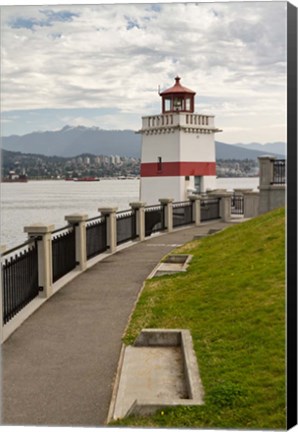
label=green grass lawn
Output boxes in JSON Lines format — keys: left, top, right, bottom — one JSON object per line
{"left": 112, "top": 208, "right": 286, "bottom": 429}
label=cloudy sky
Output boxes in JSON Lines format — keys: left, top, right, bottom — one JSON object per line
{"left": 1, "top": 1, "right": 290, "bottom": 144}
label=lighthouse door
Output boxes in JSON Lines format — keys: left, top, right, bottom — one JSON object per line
{"left": 194, "top": 176, "right": 202, "bottom": 193}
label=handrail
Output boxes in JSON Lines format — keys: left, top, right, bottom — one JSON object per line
{"left": 86, "top": 215, "right": 104, "bottom": 223}
{"left": 116, "top": 209, "right": 134, "bottom": 218}
{"left": 52, "top": 225, "right": 74, "bottom": 236}
{"left": 1, "top": 237, "right": 39, "bottom": 258}
{"left": 144, "top": 204, "right": 163, "bottom": 211}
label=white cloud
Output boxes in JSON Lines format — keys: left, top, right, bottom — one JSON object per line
{"left": 0, "top": 2, "right": 287, "bottom": 143}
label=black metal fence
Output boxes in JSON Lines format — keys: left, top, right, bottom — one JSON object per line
{"left": 86, "top": 216, "right": 108, "bottom": 259}
{"left": 116, "top": 210, "right": 137, "bottom": 245}
{"left": 231, "top": 195, "right": 244, "bottom": 215}
{"left": 1, "top": 197, "right": 232, "bottom": 327}
{"left": 2, "top": 238, "right": 39, "bottom": 324}
{"left": 52, "top": 226, "right": 76, "bottom": 282}
{"left": 271, "top": 160, "right": 286, "bottom": 184}
{"left": 145, "top": 205, "right": 165, "bottom": 237}
{"left": 172, "top": 201, "right": 194, "bottom": 227}
{"left": 200, "top": 198, "right": 220, "bottom": 221}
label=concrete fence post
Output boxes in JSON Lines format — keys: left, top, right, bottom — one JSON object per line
{"left": 130, "top": 202, "right": 146, "bottom": 241}
{"left": 188, "top": 195, "right": 201, "bottom": 226}
{"left": 24, "top": 224, "right": 55, "bottom": 298}
{"left": 216, "top": 193, "right": 232, "bottom": 222}
{"left": 98, "top": 207, "right": 118, "bottom": 253}
{"left": 258, "top": 156, "right": 276, "bottom": 187}
{"left": 159, "top": 198, "right": 174, "bottom": 232}
{"left": 243, "top": 192, "right": 260, "bottom": 218}
{"left": 65, "top": 214, "right": 88, "bottom": 271}
{"left": 258, "top": 156, "right": 286, "bottom": 214}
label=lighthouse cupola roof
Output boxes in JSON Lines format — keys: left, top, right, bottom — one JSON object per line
{"left": 159, "top": 76, "right": 196, "bottom": 114}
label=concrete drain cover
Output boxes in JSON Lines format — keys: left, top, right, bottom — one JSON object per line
{"left": 208, "top": 228, "right": 222, "bottom": 234}
{"left": 148, "top": 254, "right": 193, "bottom": 278}
{"left": 108, "top": 329, "right": 204, "bottom": 420}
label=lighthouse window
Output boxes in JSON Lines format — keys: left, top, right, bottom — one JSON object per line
{"left": 157, "top": 157, "right": 162, "bottom": 172}
{"left": 195, "top": 176, "right": 202, "bottom": 193}
{"left": 173, "top": 97, "right": 183, "bottom": 111}
{"left": 164, "top": 98, "right": 171, "bottom": 111}
{"left": 185, "top": 97, "right": 191, "bottom": 111}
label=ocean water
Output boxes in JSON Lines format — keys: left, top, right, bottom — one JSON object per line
{"left": 1, "top": 177, "right": 259, "bottom": 250}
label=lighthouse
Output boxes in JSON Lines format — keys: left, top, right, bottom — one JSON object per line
{"left": 139, "top": 76, "right": 222, "bottom": 204}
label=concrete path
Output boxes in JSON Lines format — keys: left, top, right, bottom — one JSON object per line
{"left": 1, "top": 220, "right": 233, "bottom": 427}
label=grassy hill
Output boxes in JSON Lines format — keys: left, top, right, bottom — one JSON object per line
{"left": 114, "top": 208, "right": 286, "bottom": 429}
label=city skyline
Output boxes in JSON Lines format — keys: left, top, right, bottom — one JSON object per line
{"left": 1, "top": 1, "right": 289, "bottom": 144}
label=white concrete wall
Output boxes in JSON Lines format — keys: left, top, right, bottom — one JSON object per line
{"left": 141, "top": 129, "right": 215, "bottom": 163}
{"left": 140, "top": 177, "right": 184, "bottom": 204}
{"left": 179, "top": 131, "right": 215, "bottom": 162}
{"left": 141, "top": 132, "right": 180, "bottom": 163}
{"left": 202, "top": 176, "right": 217, "bottom": 191}
{"left": 140, "top": 175, "right": 218, "bottom": 204}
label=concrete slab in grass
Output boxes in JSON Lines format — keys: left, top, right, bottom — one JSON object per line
{"left": 148, "top": 254, "right": 192, "bottom": 278}
{"left": 208, "top": 228, "right": 222, "bottom": 235}
{"left": 109, "top": 329, "right": 204, "bottom": 420}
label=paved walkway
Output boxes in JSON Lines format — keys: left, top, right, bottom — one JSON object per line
{"left": 1, "top": 220, "right": 233, "bottom": 427}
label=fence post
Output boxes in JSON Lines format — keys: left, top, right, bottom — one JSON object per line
{"left": 216, "top": 193, "right": 232, "bottom": 222}
{"left": 258, "top": 156, "right": 285, "bottom": 214}
{"left": 159, "top": 198, "right": 174, "bottom": 232}
{"left": 130, "top": 202, "right": 146, "bottom": 241}
{"left": 243, "top": 191, "right": 260, "bottom": 218}
{"left": 24, "top": 224, "right": 55, "bottom": 298}
{"left": 65, "top": 214, "right": 88, "bottom": 271}
{"left": 98, "top": 207, "right": 118, "bottom": 253}
{"left": 258, "top": 156, "right": 276, "bottom": 187}
{"left": 189, "top": 195, "right": 201, "bottom": 226}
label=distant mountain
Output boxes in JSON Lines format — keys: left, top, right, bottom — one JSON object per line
{"left": 1, "top": 125, "right": 285, "bottom": 160}
{"left": 2, "top": 125, "right": 141, "bottom": 158}
{"left": 215, "top": 141, "right": 284, "bottom": 160}
{"left": 235, "top": 142, "right": 286, "bottom": 156}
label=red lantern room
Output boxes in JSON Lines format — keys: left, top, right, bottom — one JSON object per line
{"left": 159, "top": 76, "right": 196, "bottom": 114}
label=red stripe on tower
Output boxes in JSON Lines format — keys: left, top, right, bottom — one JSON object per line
{"left": 140, "top": 161, "right": 216, "bottom": 177}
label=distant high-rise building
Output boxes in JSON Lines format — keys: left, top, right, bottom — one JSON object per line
{"left": 115, "top": 155, "right": 121, "bottom": 164}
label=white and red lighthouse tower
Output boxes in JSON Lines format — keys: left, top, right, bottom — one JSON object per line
{"left": 139, "top": 76, "right": 222, "bottom": 204}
